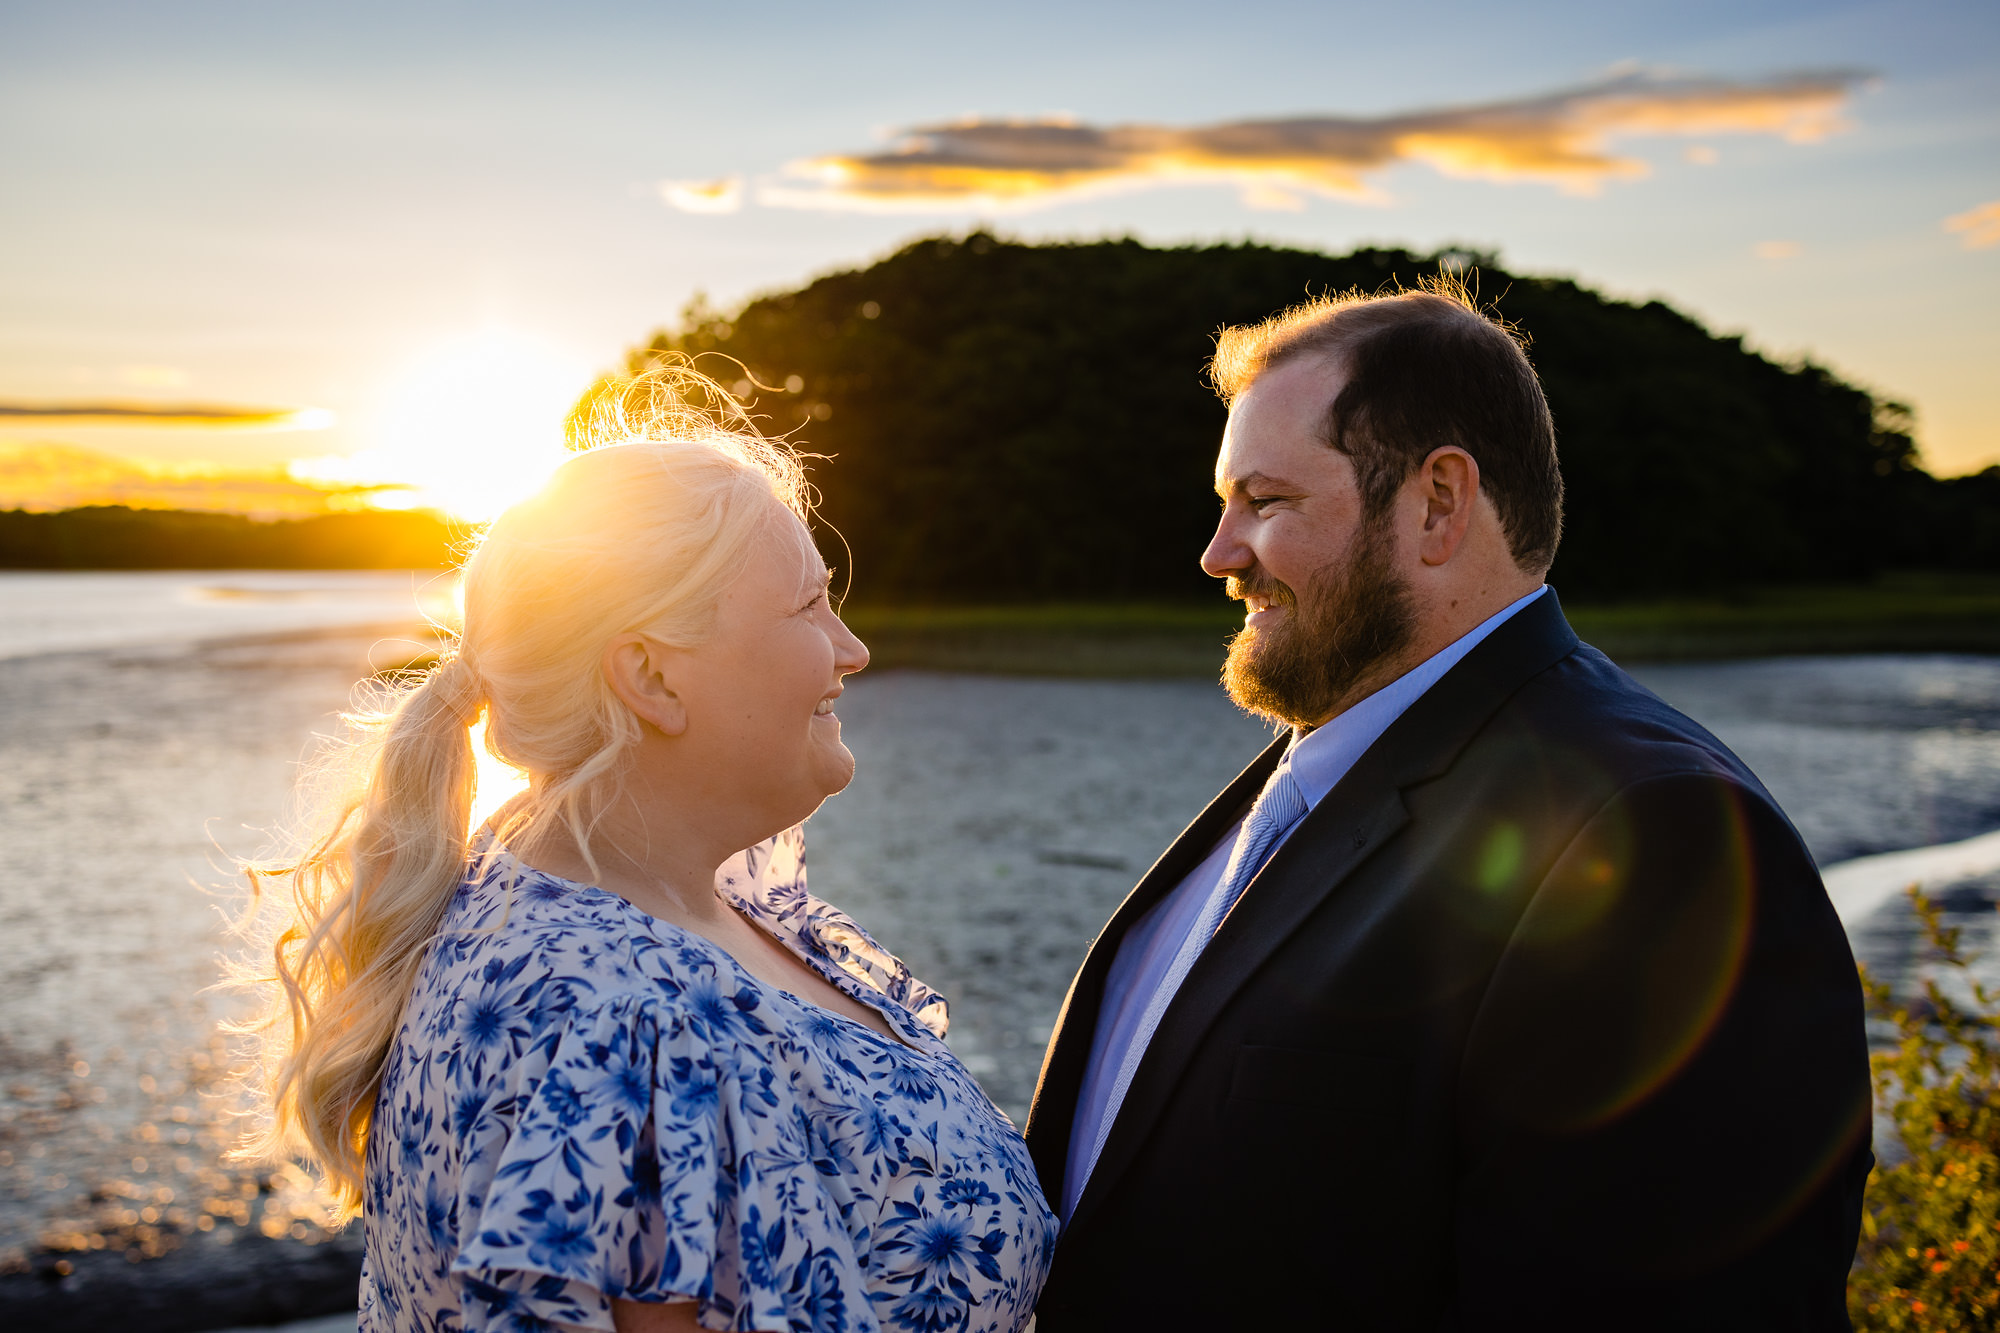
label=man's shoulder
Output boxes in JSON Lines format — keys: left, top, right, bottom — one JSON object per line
{"left": 1498, "top": 639, "right": 1763, "bottom": 797}
{"left": 1445, "top": 640, "right": 1822, "bottom": 913}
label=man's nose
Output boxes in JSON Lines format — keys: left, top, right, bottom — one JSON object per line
{"left": 1200, "top": 512, "right": 1251, "bottom": 580}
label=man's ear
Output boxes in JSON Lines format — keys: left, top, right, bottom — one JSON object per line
{"left": 1415, "top": 446, "right": 1481, "bottom": 568}
{"left": 602, "top": 634, "right": 690, "bottom": 736}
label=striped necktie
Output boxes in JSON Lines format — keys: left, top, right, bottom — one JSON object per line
{"left": 1182, "top": 759, "right": 1309, "bottom": 953}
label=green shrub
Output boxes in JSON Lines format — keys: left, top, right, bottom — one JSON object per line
{"left": 1851, "top": 889, "right": 2000, "bottom": 1330}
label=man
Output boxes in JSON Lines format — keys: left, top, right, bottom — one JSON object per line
{"left": 1024, "top": 287, "right": 1872, "bottom": 1329}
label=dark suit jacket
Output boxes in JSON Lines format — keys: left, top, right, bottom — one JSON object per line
{"left": 1024, "top": 592, "right": 1871, "bottom": 1331}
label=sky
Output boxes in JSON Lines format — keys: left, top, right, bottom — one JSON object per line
{"left": 1, "top": 0, "right": 1995, "bottom": 519}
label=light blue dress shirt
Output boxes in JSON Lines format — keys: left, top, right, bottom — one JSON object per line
{"left": 1061, "top": 585, "right": 1548, "bottom": 1222}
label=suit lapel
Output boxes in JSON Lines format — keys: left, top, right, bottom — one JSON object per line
{"left": 1024, "top": 731, "right": 1290, "bottom": 1198}
{"left": 1060, "top": 590, "right": 1583, "bottom": 1237}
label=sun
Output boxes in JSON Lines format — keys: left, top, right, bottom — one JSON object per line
{"left": 467, "top": 719, "right": 531, "bottom": 833}
{"left": 299, "top": 327, "right": 595, "bottom": 522}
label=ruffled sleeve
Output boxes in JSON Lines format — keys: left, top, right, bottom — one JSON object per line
{"left": 722, "top": 825, "right": 951, "bottom": 1040}
{"left": 451, "top": 993, "right": 878, "bottom": 1333}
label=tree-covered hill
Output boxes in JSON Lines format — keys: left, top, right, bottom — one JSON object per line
{"left": 611, "top": 234, "right": 1999, "bottom": 602}
{"left": 0, "top": 506, "right": 457, "bottom": 569}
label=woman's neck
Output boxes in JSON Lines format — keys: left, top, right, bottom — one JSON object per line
{"left": 510, "top": 780, "right": 735, "bottom": 925}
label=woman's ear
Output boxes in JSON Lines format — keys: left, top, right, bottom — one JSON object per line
{"left": 602, "top": 634, "right": 690, "bottom": 736}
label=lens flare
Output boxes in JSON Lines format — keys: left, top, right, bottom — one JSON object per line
{"left": 1476, "top": 780, "right": 1758, "bottom": 1135}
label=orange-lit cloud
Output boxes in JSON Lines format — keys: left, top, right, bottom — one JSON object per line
{"left": 1945, "top": 200, "right": 2000, "bottom": 250}
{"left": 0, "top": 442, "right": 390, "bottom": 518}
{"left": 732, "top": 69, "right": 1866, "bottom": 213}
{"left": 1754, "top": 239, "right": 1802, "bottom": 259}
{"left": 658, "top": 176, "right": 745, "bottom": 214}
{"left": 0, "top": 400, "right": 334, "bottom": 430}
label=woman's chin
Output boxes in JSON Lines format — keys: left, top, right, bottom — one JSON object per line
{"left": 790, "top": 736, "right": 856, "bottom": 806}
{"left": 818, "top": 746, "right": 858, "bottom": 797}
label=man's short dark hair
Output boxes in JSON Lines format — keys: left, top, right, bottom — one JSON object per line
{"left": 1210, "top": 284, "right": 1564, "bottom": 575}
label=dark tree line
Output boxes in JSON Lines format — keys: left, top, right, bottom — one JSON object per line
{"left": 0, "top": 506, "right": 458, "bottom": 569}
{"left": 612, "top": 233, "right": 2000, "bottom": 602}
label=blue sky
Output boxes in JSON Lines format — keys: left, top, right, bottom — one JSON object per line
{"left": 1, "top": 0, "right": 1994, "bottom": 509}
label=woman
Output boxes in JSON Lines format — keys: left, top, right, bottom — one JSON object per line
{"left": 241, "top": 377, "right": 1056, "bottom": 1332}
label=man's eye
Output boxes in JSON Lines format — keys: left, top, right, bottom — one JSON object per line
{"left": 1247, "top": 495, "right": 1281, "bottom": 509}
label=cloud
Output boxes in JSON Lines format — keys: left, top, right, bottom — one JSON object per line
{"left": 0, "top": 442, "right": 383, "bottom": 519}
{"left": 749, "top": 68, "right": 1867, "bottom": 213}
{"left": 1755, "top": 239, "right": 1802, "bottom": 259}
{"left": 1945, "top": 200, "right": 2000, "bottom": 250}
{"left": 658, "top": 176, "right": 744, "bottom": 214}
{"left": 118, "top": 365, "right": 190, "bottom": 389}
{"left": 0, "top": 401, "right": 334, "bottom": 431}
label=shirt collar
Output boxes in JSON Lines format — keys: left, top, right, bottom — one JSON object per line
{"left": 1286, "top": 585, "right": 1548, "bottom": 810}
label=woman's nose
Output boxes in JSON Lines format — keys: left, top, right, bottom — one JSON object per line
{"left": 834, "top": 616, "right": 870, "bottom": 675}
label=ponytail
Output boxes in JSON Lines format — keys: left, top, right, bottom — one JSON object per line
{"left": 235, "top": 656, "right": 483, "bottom": 1215}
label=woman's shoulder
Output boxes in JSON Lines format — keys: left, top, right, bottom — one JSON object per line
{"left": 409, "top": 855, "right": 661, "bottom": 1042}
{"left": 422, "top": 849, "right": 804, "bottom": 1048}
{"left": 431, "top": 851, "right": 636, "bottom": 971}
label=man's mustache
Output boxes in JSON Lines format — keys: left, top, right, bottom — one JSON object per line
{"left": 1225, "top": 571, "right": 1297, "bottom": 606}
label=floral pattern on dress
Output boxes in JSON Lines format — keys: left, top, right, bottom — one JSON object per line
{"left": 359, "top": 825, "right": 1055, "bottom": 1333}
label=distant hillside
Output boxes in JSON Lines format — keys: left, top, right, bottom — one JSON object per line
{"left": 0, "top": 506, "right": 457, "bottom": 570}
{"left": 606, "top": 234, "right": 2000, "bottom": 601}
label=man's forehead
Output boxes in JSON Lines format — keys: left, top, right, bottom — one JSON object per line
{"left": 1214, "top": 399, "right": 1325, "bottom": 491}
{"left": 1220, "top": 358, "right": 1340, "bottom": 457}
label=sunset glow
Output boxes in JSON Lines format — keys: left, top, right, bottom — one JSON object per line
{"left": 468, "top": 718, "right": 531, "bottom": 832}
{"left": 296, "top": 328, "right": 594, "bottom": 523}
{"left": 5, "top": 4, "right": 1995, "bottom": 478}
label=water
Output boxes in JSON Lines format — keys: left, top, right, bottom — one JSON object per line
{"left": 0, "top": 571, "right": 457, "bottom": 662}
{"left": 2, "top": 572, "right": 1998, "bottom": 1281}
{"left": 1629, "top": 656, "right": 2000, "bottom": 866}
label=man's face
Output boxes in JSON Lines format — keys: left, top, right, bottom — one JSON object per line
{"left": 1201, "top": 354, "right": 1415, "bottom": 728}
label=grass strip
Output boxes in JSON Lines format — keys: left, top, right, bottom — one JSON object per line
{"left": 839, "top": 574, "right": 2000, "bottom": 677}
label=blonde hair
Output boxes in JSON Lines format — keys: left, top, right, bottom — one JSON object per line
{"left": 235, "top": 363, "right": 811, "bottom": 1215}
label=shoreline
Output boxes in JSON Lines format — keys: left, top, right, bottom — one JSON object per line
{"left": 0, "top": 1222, "right": 362, "bottom": 1333}
{"left": 841, "top": 578, "right": 2000, "bottom": 676}
{"left": 3, "top": 569, "right": 1996, "bottom": 678}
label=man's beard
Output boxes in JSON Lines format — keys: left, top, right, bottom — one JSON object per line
{"left": 1221, "top": 518, "right": 1416, "bottom": 729}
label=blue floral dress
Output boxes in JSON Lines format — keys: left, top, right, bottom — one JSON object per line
{"left": 359, "top": 826, "right": 1056, "bottom": 1333}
